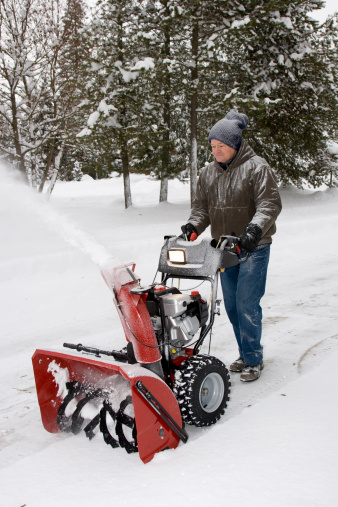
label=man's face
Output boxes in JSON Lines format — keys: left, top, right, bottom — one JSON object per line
{"left": 210, "top": 140, "right": 237, "bottom": 164}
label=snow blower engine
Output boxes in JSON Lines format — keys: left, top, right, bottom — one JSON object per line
{"left": 32, "top": 235, "right": 247, "bottom": 463}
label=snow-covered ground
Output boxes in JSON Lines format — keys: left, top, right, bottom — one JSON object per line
{"left": 1, "top": 165, "right": 338, "bottom": 507}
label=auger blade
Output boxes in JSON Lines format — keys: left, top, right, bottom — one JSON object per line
{"left": 32, "top": 348, "right": 185, "bottom": 463}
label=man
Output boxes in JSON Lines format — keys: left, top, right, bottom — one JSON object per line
{"left": 181, "top": 110, "right": 282, "bottom": 382}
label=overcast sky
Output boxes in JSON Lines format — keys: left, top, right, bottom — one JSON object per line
{"left": 311, "top": 0, "right": 337, "bottom": 22}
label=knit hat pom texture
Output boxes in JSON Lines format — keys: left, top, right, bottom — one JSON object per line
{"left": 208, "top": 110, "right": 249, "bottom": 150}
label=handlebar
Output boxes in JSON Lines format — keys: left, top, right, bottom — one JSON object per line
{"left": 217, "top": 236, "right": 249, "bottom": 264}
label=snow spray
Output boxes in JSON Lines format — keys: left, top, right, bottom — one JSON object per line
{"left": 0, "top": 163, "right": 121, "bottom": 270}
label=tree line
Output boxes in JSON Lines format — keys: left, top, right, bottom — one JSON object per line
{"left": 1, "top": 0, "right": 337, "bottom": 206}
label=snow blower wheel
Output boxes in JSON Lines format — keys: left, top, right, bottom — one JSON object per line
{"left": 173, "top": 355, "right": 231, "bottom": 427}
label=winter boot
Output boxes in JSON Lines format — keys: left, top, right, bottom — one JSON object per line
{"left": 240, "top": 362, "right": 264, "bottom": 382}
{"left": 229, "top": 357, "right": 245, "bottom": 372}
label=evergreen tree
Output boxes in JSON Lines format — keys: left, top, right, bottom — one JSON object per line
{"left": 168, "top": 0, "right": 248, "bottom": 201}
{"left": 81, "top": 0, "right": 160, "bottom": 207}
{"left": 1, "top": 0, "right": 336, "bottom": 195}
{"left": 132, "top": 0, "right": 189, "bottom": 201}
{"left": 71, "top": 160, "right": 83, "bottom": 180}
{"left": 219, "top": 0, "right": 338, "bottom": 187}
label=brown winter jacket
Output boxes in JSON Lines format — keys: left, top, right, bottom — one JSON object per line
{"left": 188, "top": 140, "right": 282, "bottom": 244}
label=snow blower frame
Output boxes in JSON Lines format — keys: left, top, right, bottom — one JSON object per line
{"left": 32, "top": 235, "right": 247, "bottom": 463}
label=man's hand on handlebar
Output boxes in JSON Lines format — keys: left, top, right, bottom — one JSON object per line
{"left": 239, "top": 223, "right": 262, "bottom": 253}
{"left": 180, "top": 223, "right": 198, "bottom": 241}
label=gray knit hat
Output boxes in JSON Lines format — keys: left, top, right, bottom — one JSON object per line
{"left": 208, "top": 110, "right": 249, "bottom": 150}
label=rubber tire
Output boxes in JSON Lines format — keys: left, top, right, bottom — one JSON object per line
{"left": 173, "top": 354, "right": 231, "bottom": 427}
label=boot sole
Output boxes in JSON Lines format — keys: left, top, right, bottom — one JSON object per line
{"left": 230, "top": 366, "right": 245, "bottom": 373}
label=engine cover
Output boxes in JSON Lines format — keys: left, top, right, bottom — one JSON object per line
{"left": 161, "top": 293, "right": 190, "bottom": 317}
{"left": 159, "top": 292, "right": 208, "bottom": 348}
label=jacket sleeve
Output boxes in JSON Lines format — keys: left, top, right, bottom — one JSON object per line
{"left": 251, "top": 163, "right": 282, "bottom": 236}
{"left": 187, "top": 169, "right": 211, "bottom": 235}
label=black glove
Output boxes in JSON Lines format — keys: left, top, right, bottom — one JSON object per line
{"left": 239, "top": 223, "right": 262, "bottom": 252}
{"left": 180, "top": 223, "right": 198, "bottom": 241}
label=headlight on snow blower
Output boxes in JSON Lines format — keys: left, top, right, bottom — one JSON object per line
{"left": 168, "top": 249, "right": 186, "bottom": 264}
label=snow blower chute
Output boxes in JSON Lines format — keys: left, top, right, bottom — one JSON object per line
{"left": 32, "top": 235, "right": 247, "bottom": 463}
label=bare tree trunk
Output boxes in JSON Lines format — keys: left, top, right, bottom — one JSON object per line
{"left": 159, "top": 177, "right": 168, "bottom": 202}
{"left": 121, "top": 137, "right": 132, "bottom": 208}
{"left": 160, "top": 107, "right": 170, "bottom": 203}
{"left": 190, "top": 21, "right": 199, "bottom": 204}
{"left": 190, "top": 132, "right": 198, "bottom": 202}
{"left": 38, "top": 143, "right": 56, "bottom": 193}
{"left": 10, "top": 90, "right": 29, "bottom": 184}
{"left": 160, "top": 93, "right": 170, "bottom": 202}
{"left": 160, "top": 112, "right": 170, "bottom": 202}
{"left": 46, "top": 141, "right": 65, "bottom": 200}
{"left": 159, "top": 3, "right": 171, "bottom": 203}
{"left": 123, "top": 171, "right": 132, "bottom": 208}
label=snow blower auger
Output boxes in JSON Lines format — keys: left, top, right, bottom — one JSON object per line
{"left": 32, "top": 235, "right": 247, "bottom": 463}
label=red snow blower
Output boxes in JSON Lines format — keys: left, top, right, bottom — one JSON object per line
{"left": 32, "top": 235, "right": 247, "bottom": 463}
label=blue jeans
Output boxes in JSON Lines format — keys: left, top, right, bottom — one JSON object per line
{"left": 220, "top": 244, "right": 271, "bottom": 366}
